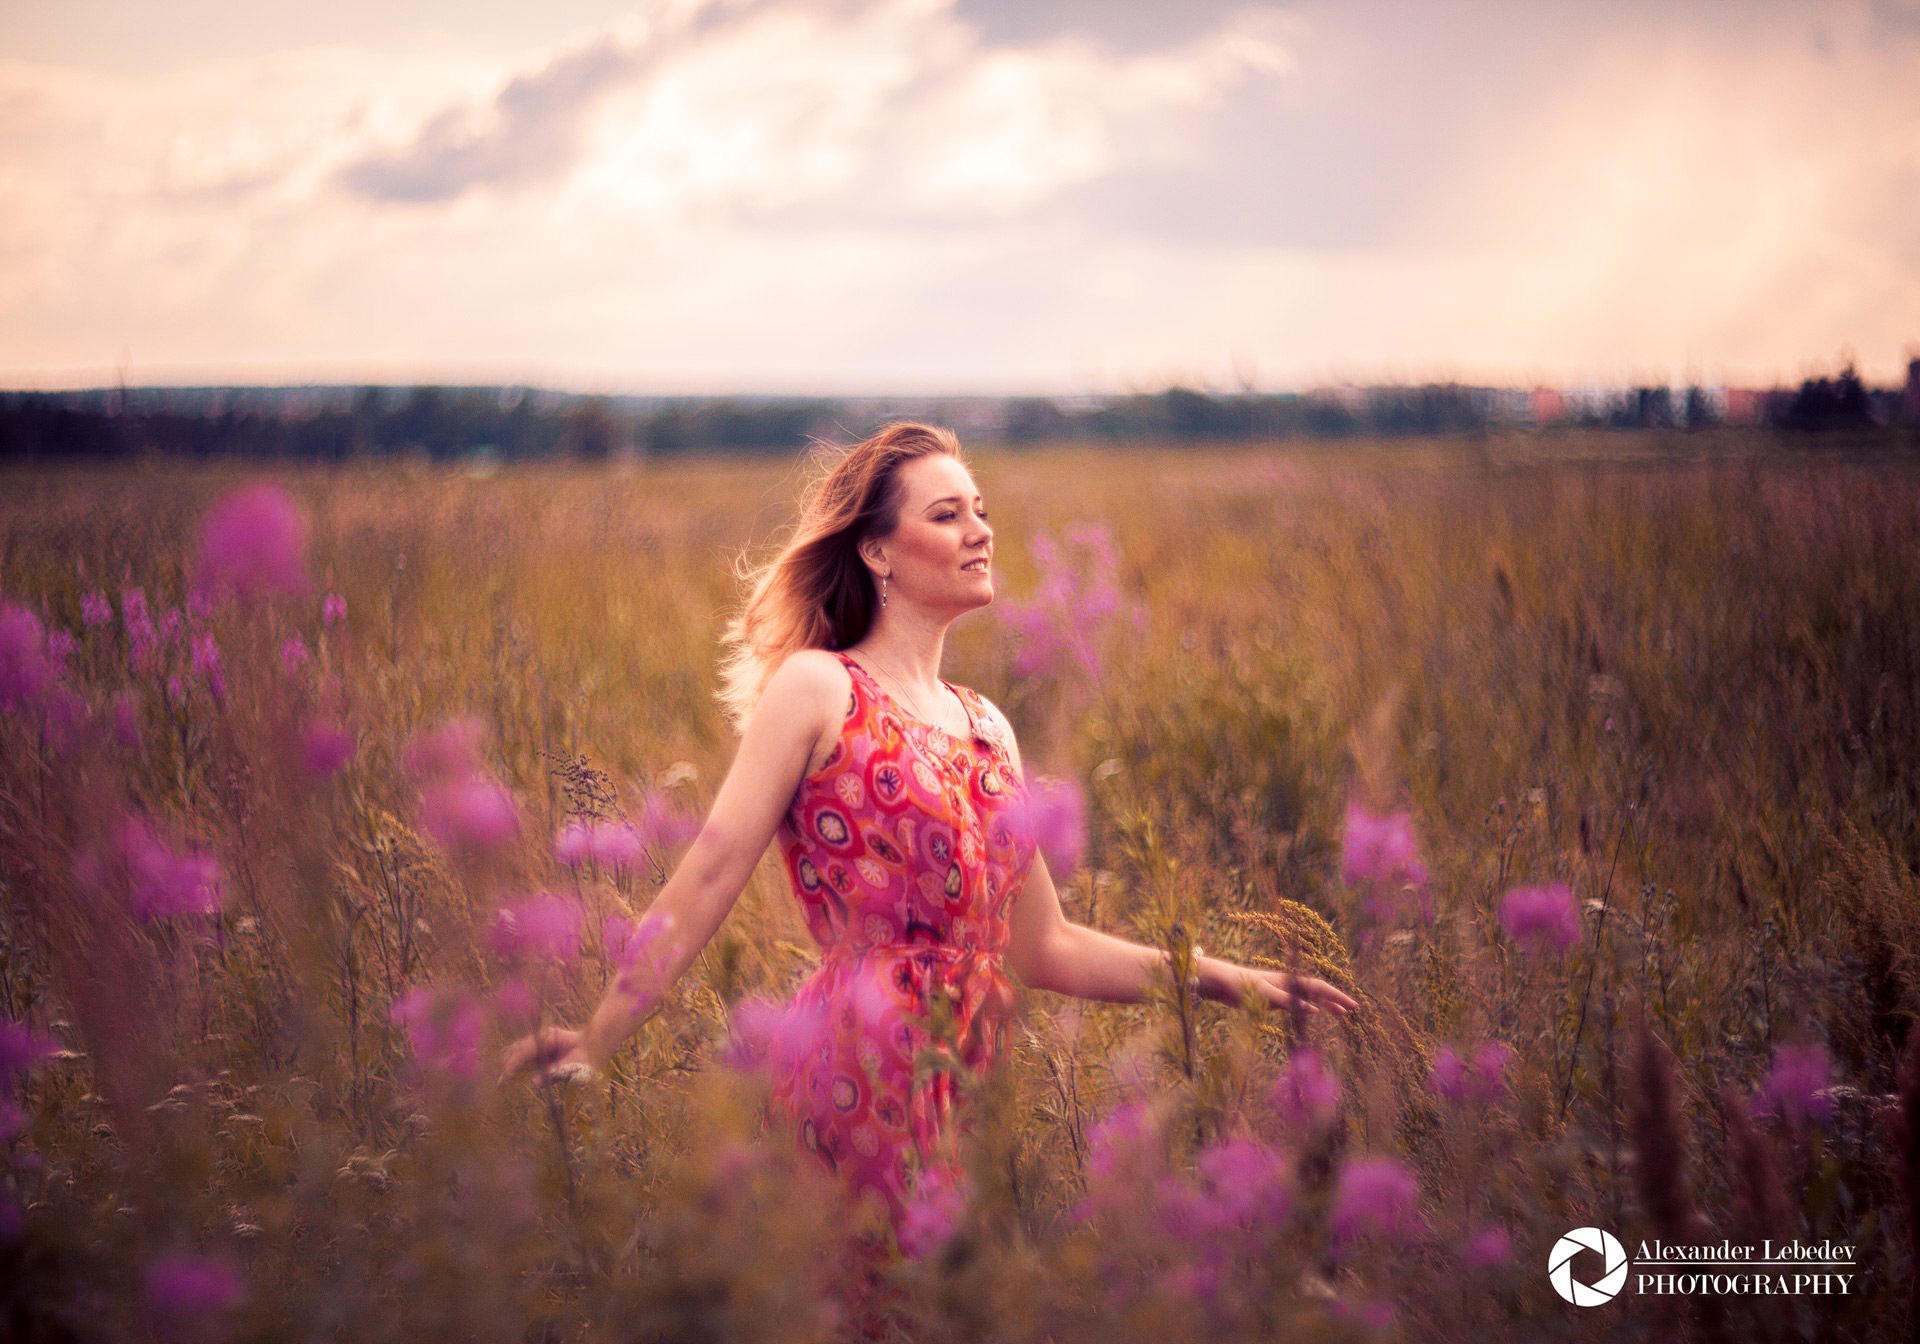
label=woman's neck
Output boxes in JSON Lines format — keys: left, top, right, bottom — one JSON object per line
{"left": 850, "top": 608, "right": 949, "bottom": 694}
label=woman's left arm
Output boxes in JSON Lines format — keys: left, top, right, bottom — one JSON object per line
{"left": 1005, "top": 844, "right": 1356, "bottom": 1015}
{"left": 985, "top": 699, "right": 1357, "bottom": 1017}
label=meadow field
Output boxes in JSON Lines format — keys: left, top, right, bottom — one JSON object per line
{"left": 1, "top": 432, "right": 1917, "bottom": 1341}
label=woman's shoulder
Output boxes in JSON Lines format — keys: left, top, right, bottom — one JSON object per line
{"left": 761, "top": 647, "right": 855, "bottom": 719}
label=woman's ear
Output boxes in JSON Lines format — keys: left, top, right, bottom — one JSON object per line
{"left": 858, "top": 538, "right": 887, "bottom": 576}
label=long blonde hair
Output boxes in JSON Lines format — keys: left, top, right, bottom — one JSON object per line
{"left": 717, "top": 421, "right": 963, "bottom": 730}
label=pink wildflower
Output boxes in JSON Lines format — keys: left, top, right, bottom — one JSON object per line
{"left": 1271, "top": 1046, "right": 1340, "bottom": 1133}
{"left": 997, "top": 525, "right": 1127, "bottom": 682}
{"left": 403, "top": 718, "right": 486, "bottom": 780}
{"left": 81, "top": 591, "right": 112, "bottom": 627}
{"left": 491, "top": 893, "right": 584, "bottom": 963}
{"left": 420, "top": 776, "right": 518, "bottom": 856}
{"left": 1499, "top": 882, "right": 1581, "bottom": 954}
{"left": 280, "top": 635, "right": 310, "bottom": 673}
{"left": 189, "top": 633, "right": 225, "bottom": 700}
{"left": 898, "top": 1164, "right": 968, "bottom": 1259}
{"left": 111, "top": 691, "right": 141, "bottom": 749}
{"left": 299, "top": 719, "right": 353, "bottom": 776}
{"left": 1752, "top": 1042, "right": 1833, "bottom": 1130}
{"left": 604, "top": 912, "right": 673, "bottom": 972}
{"left": 1462, "top": 1223, "right": 1512, "bottom": 1269}
{"left": 726, "top": 994, "right": 827, "bottom": 1078}
{"left": 1329, "top": 1298, "right": 1396, "bottom": 1330}
{"left": 0, "top": 1019, "right": 58, "bottom": 1087}
{"left": 1012, "top": 773, "right": 1086, "bottom": 877}
{"left": 638, "top": 791, "right": 700, "bottom": 851}
{"left": 194, "top": 482, "right": 310, "bottom": 600}
{"left": 492, "top": 977, "right": 536, "bottom": 1022}
{"left": 553, "top": 817, "right": 663, "bottom": 870}
{"left": 1329, "top": 1156, "right": 1422, "bottom": 1244}
{"left": 1192, "top": 1136, "right": 1291, "bottom": 1229}
{"left": 554, "top": 818, "right": 593, "bottom": 867}
{"left": 1076, "top": 1101, "right": 1165, "bottom": 1220}
{"left": 1341, "top": 801, "right": 1433, "bottom": 924}
{"left": 1429, "top": 1039, "right": 1514, "bottom": 1105}
{"left": 41, "top": 687, "right": 87, "bottom": 755}
{"left": 145, "top": 1253, "right": 243, "bottom": 1315}
{"left": 391, "top": 985, "right": 487, "bottom": 1079}
{"left": 115, "top": 815, "right": 223, "bottom": 920}
{"left": 0, "top": 602, "right": 55, "bottom": 712}
{"left": 125, "top": 588, "right": 158, "bottom": 668}
{"left": 588, "top": 821, "right": 645, "bottom": 869}
{"left": 322, "top": 592, "right": 347, "bottom": 627}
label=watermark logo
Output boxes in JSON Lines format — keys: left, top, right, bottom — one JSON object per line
{"left": 1547, "top": 1232, "right": 1856, "bottom": 1305}
{"left": 1549, "top": 1227, "right": 1629, "bottom": 1306}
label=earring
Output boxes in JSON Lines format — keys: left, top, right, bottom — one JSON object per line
{"left": 881, "top": 573, "right": 889, "bottom": 608}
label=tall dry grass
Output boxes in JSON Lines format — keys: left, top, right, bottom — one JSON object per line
{"left": 1, "top": 435, "right": 1915, "bottom": 1341}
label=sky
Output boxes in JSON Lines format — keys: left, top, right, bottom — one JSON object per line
{"left": 3, "top": 0, "right": 1917, "bottom": 394}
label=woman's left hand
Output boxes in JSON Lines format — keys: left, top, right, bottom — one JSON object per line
{"left": 1203, "top": 961, "right": 1360, "bottom": 1017}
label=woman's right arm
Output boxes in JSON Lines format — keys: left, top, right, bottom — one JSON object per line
{"left": 503, "top": 650, "right": 846, "bottom": 1079}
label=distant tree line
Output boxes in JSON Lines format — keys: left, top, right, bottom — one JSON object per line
{"left": 2, "top": 364, "right": 1913, "bottom": 462}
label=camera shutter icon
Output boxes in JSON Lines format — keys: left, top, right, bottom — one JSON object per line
{"left": 1549, "top": 1227, "right": 1629, "bottom": 1306}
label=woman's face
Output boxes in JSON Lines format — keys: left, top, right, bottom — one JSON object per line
{"left": 869, "top": 453, "right": 994, "bottom": 616}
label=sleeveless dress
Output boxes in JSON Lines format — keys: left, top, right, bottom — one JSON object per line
{"left": 770, "top": 651, "right": 1036, "bottom": 1237}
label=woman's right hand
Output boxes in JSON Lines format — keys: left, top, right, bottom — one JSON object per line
{"left": 499, "top": 1026, "right": 598, "bottom": 1085}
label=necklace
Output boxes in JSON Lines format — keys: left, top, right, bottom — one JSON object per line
{"left": 860, "top": 653, "right": 956, "bottom": 732}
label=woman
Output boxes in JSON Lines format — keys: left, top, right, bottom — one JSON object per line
{"left": 503, "top": 421, "right": 1357, "bottom": 1240}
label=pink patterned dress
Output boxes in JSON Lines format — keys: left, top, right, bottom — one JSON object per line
{"left": 771, "top": 651, "right": 1036, "bottom": 1235}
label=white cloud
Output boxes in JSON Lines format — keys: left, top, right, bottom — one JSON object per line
{"left": 1, "top": 0, "right": 1915, "bottom": 391}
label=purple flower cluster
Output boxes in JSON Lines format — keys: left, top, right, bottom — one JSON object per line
{"left": 405, "top": 718, "right": 518, "bottom": 857}
{"left": 996, "top": 523, "right": 1142, "bottom": 683}
{"left": 390, "top": 985, "right": 488, "bottom": 1079}
{"left": 0, "top": 602, "right": 58, "bottom": 712}
{"left": 193, "top": 482, "right": 310, "bottom": 602}
{"left": 726, "top": 994, "right": 829, "bottom": 1080}
{"left": 638, "top": 791, "right": 701, "bottom": 851}
{"left": 1010, "top": 772, "right": 1086, "bottom": 877}
{"left": 1498, "top": 882, "right": 1581, "bottom": 955}
{"left": 145, "top": 1253, "right": 244, "bottom": 1315}
{"left": 87, "top": 585, "right": 229, "bottom": 710}
{"left": 1428, "top": 1040, "right": 1515, "bottom": 1105}
{"left": 78, "top": 813, "right": 225, "bottom": 921}
{"left": 299, "top": 718, "right": 354, "bottom": 776}
{"left": 1270, "top": 1046, "right": 1340, "bottom": 1134}
{"left": 897, "top": 1164, "right": 969, "bottom": 1260}
{"left": 1188, "top": 1137, "right": 1293, "bottom": 1230}
{"left": 602, "top": 911, "right": 674, "bottom": 974}
{"left": 1340, "top": 801, "right": 1433, "bottom": 925}
{"left": 1462, "top": 1223, "right": 1513, "bottom": 1269}
{"left": 0, "top": 1019, "right": 57, "bottom": 1091}
{"left": 491, "top": 893, "right": 585, "bottom": 964}
{"left": 555, "top": 796, "right": 698, "bottom": 872}
{"left": 1329, "top": 1156, "right": 1423, "bottom": 1245}
{"left": 1751, "top": 1042, "right": 1833, "bottom": 1130}
{"left": 1075, "top": 1101, "right": 1166, "bottom": 1221}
